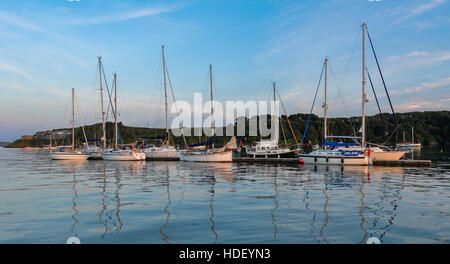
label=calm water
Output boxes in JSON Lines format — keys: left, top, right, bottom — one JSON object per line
{"left": 0, "top": 148, "right": 449, "bottom": 244}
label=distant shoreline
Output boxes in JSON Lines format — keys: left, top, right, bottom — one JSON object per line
{"left": 4, "top": 110, "right": 449, "bottom": 148}
{"left": 0, "top": 142, "right": 11, "bottom": 147}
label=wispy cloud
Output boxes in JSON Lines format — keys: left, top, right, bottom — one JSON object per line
{"left": 0, "top": 10, "right": 41, "bottom": 32}
{"left": 394, "top": 0, "right": 447, "bottom": 23}
{"left": 395, "top": 98, "right": 450, "bottom": 111}
{"left": 412, "top": 0, "right": 446, "bottom": 15}
{"left": 384, "top": 50, "right": 450, "bottom": 73}
{"left": 0, "top": 61, "right": 31, "bottom": 79}
{"left": 71, "top": 4, "right": 185, "bottom": 25}
{"left": 402, "top": 76, "right": 450, "bottom": 94}
{"left": 0, "top": 81, "right": 32, "bottom": 93}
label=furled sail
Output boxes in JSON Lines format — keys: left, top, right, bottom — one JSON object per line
{"left": 324, "top": 139, "right": 357, "bottom": 147}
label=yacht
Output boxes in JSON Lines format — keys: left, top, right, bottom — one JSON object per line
{"left": 101, "top": 73, "right": 145, "bottom": 161}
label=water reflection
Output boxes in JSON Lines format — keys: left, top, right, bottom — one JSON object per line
{"left": 99, "top": 166, "right": 124, "bottom": 239}
{"left": 160, "top": 164, "right": 171, "bottom": 244}
{"left": 70, "top": 163, "right": 79, "bottom": 235}
{"left": 0, "top": 148, "right": 448, "bottom": 243}
{"left": 209, "top": 168, "right": 218, "bottom": 244}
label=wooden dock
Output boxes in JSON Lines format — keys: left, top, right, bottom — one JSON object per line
{"left": 372, "top": 159, "right": 432, "bottom": 167}
{"left": 232, "top": 157, "right": 432, "bottom": 167}
{"left": 233, "top": 157, "right": 301, "bottom": 164}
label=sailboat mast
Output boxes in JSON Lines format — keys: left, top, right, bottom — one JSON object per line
{"left": 273, "top": 81, "right": 280, "bottom": 147}
{"left": 210, "top": 64, "right": 214, "bottom": 150}
{"left": 72, "top": 88, "right": 75, "bottom": 150}
{"left": 162, "top": 45, "right": 169, "bottom": 145}
{"left": 361, "top": 23, "right": 367, "bottom": 148}
{"left": 114, "top": 73, "right": 118, "bottom": 150}
{"left": 412, "top": 126, "right": 414, "bottom": 144}
{"left": 324, "top": 58, "right": 328, "bottom": 144}
{"left": 98, "top": 56, "right": 106, "bottom": 149}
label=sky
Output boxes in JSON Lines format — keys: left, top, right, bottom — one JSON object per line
{"left": 0, "top": 0, "right": 449, "bottom": 141}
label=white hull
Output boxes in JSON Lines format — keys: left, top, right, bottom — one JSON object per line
{"left": 50, "top": 152, "right": 89, "bottom": 160}
{"left": 397, "top": 143, "right": 421, "bottom": 152}
{"left": 371, "top": 151, "right": 406, "bottom": 161}
{"left": 298, "top": 153, "right": 369, "bottom": 165}
{"left": 88, "top": 151, "right": 103, "bottom": 159}
{"left": 102, "top": 150, "right": 146, "bottom": 161}
{"left": 336, "top": 146, "right": 406, "bottom": 161}
{"left": 180, "top": 149, "right": 233, "bottom": 162}
{"left": 145, "top": 148, "right": 179, "bottom": 160}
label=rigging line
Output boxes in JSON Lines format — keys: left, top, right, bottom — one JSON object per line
{"left": 300, "top": 61, "right": 325, "bottom": 150}
{"left": 59, "top": 94, "right": 71, "bottom": 131}
{"left": 166, "top": 63, "right": 187, "bottom": 147}
{"left": 366, "top": 67, "right": 382, "bottom": 115}
{"left": 145, "top": 55, "right": 163, "bottom": 128}
{"left": 328, "top": 62, "right": 358, "bottom": 138}
{"left": 338, "top": 26, "right": 362, "bottom": 90}
{"left": 366, "top": 66, "right": 393, "bottom": 143}
{"left": 382, "top": 126, "right": 399, "bottom": 146}
{"left": 366, "top": 27, "right": 399, "bottom": 129}
{"left": 280, "top": 117, "right": 288, "bottom": 147}
{"left": 276, "top": 87, "right": 300, "bottom": 147}
{"left": 74, "top": 92, "right": 89, "bottom": 145}
{"left": 101, "top": 61, "right": 116, "bottom": 123}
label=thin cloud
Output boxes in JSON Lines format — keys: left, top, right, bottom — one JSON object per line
{"left": 394, "top": 0, "right": 447, "bottom": 23}
{"left": 0, "top": 62, "right": 31, "bottom": 79}
{"left": 402, "top": 76, "right": 450, "bottom": 94}
{"left": 0, "top": 81, "right": 32, "bottom": 93}
{"left": 384, "top": 50, "right": 450, "bottom": 73}
{"left": 412, "top": 0, "right": 446, "bottom": 15}
{"left": 0, "top": 10, "right": 41, "bottom": 32}
{"left": 71, "top": 4, "right": 185, "bottom": 25}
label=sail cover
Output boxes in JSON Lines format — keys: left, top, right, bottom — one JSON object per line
{"left": 324, "top": 139, "right": 357, "bottom": 147}
{"left": 190, "top": 136, "right": 214, "bottom": 147}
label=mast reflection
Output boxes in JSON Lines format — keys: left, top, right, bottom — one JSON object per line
{"left": 71, "top": 163, "right": 79, "bottom": 235}
{"left": 160, "top": 164, "right": 171, "bottom": 244}
{"left": 99, "top": 165, "right": 124, "bottom": 239}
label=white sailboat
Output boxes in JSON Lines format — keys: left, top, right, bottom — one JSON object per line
{"left": 247, "top": 82, "right": 296, "bottom": 158}
{"left": 84, "top": 57, "right": 109, "bottom": 159}
{"left": 50, "top": 88, "right": 90, "bottom": 160}
{"left": 102, "top": 73, "right": 146, "bottom": 161}
{"left": 298, "top": 30, "right": 370, "bottom": 166}
{"left": 397, "top": 127, "right": 421, "bottom": 152}
{"left": 332, "top": 25, "right": 407, "bottom": 161}
{"left": 179, "top": 65, "right": 234, "bottom": 162}
{"left": 144, "top": 46, "right": 179, "bottom": 160}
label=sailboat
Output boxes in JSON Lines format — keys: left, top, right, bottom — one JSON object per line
{"left": 298, "top": 35, "right": 370, "bottom": 165}
{"left": 397, "top": 126, "right": 421, "bottom": 152}
{"left": 50, "top": 88, "right": 90, "bottom": 160}
{"left": 247, "top": 82, "right": 296, "bottom": 158}
{"left": 144, "top": 46, "right": 179, "bottom": 160}
{"left": 83, "top": 56, "right": 110, "bottom": 159}
{"left": 179, "top": 65, "right": 235, "bottom": 162}
{"left": 332, "top": 25, "right": 407, "bottom": 161}
{"left": 102, "top": 73, "right": 146, "bottom": 161}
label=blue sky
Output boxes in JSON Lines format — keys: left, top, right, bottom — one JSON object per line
{"left": 0, "top": 0, "right": 449, "bottom": 141}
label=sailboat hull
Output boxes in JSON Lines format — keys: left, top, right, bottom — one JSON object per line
{"left": 50, "top": 152, "right": 89, "bottom": 160}
{"left": 335, "top": 146, "right": 406, "bottom": 161}
{"left": 102, "top": 151, "right": 146, "bottom": 161}
{"left": 246, "top": 148, "right": 296, "bottom": 158}
{"left": 371, "top": 151, "right": 406, "bottom": 161}
{"left": 180, "top": 149, "right": 233, "bottom": 162}
{"left": 145, "top": 149, "right": 179, "bottom": 160}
